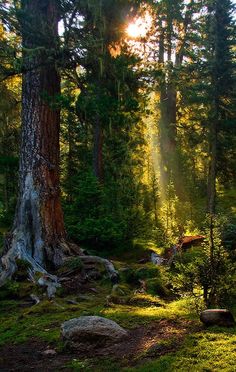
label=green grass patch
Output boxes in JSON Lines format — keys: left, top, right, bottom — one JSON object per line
{"left": 66, "top": 357, "right": 121, "bottom": 371}
{"left": 0, "top": 285, "right": 111, "bottom": 347}
{"left": 125, "top": 327, "right": 236, "bottom": 372}
{"left": 101, "top": 298, "right": 198, "bottom": 328}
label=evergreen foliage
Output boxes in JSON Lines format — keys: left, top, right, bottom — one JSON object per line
{"left": 0, "top": 0, "right": 235, "bottom": 299}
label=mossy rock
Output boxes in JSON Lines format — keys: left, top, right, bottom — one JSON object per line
{"left": 119, "top": 267, "right": 137, "bottom": 284}
{"left": 120, "top": 265, "right": 160, "bottom": 285}
{"left": 128, "top": 293, "right": 163, "bottom": 307}
{"left": 146, "top": 278, "right": 169, "bottom": 298}
{"left": 135, "top": 265, "right": 160, "bottom": 280}
{"left": 111, "top": 284, "right": 131, "bottom": 296}
{"left": 107, "top": 294, "right": 131, "bottom": 305}
{"left": 17, "top": 282, "right": 35, "bottom": 299}
{"left": 107, "top": 284, "right": 132, "bottom": 305}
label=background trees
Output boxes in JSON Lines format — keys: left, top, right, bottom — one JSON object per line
{"left": 0, "top": 0, "right": 235, "bottom": 256}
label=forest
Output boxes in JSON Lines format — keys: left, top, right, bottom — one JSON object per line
{"left": 0, "top": 0, "right": 235, "bottom": 370}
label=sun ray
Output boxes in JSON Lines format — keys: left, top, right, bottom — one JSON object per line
{"left": 126, "top": 13, "right": 152, "bottom": 38}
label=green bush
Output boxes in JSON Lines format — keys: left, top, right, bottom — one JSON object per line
{"left": 170, "top": 220, "right": 236, "bottom": 307}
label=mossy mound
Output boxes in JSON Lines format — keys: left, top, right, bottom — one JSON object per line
{"left": 0, "top": 280, "right": 34, "bottom": 300}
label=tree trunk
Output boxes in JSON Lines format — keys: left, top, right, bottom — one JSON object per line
{"left": 207, "top": 120, "right": 217, "bottom": 214}
{"left": 93, "top": 117, "right": 103, "bottom": 183}
{"left": 0, "top": 0, "right": 68, "bottom": 283}
{"left": 158, "top": 2, "right": 195, "bottom": 197}
{"left": 158, "top": 24, "right": 178, "bottom": 193}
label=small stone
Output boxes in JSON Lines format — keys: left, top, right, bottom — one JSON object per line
{"left": 41, "top": 349, "right": 57, "bottom": 356}
{"left": 200, "top": 309, "right": 235, "bottom": 327}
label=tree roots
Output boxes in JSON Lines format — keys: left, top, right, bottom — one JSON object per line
{"left": 0, "top": 239, "right": 119, "bottom": 297}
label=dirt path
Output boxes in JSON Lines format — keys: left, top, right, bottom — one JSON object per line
{"left": 0, "top": 319, "right": 199, "bottom": 371}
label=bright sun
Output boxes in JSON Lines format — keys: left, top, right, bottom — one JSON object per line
{"left": 126, "top": 13, "right": 152, "bottom": 38}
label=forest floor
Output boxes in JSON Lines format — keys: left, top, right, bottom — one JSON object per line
{"left": 1, "top": 249, "right": 236, "bottom": 371}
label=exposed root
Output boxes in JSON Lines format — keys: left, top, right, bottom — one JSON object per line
{"left": 0, "top": 247, "right": 61, "bottom": 298}
{"left": 37, "top": 274, "right": 61, "bottom": 298}
{"left": 30, "top": 294, "right": 41, "bottom": 305}
{"left": 79, "top": 255, "right": 119, "bottom": 283}
{"left": 0, "top": 236, "right": 119, "bottom": 298}
{"left": 0, "top": 232, "right": 68, "bottom": 296}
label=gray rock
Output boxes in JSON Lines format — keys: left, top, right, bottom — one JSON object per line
{"left": 200, "top": 309, "right": 235, "bottom": 327}
{"left": 61, "top": 316, "right": 128, "bottom": 344}
{"left": 41, "top": 349, "right": 57, "bottom": 357}
{"left": 151, "top": 252, "right": 165, "bottom": 265}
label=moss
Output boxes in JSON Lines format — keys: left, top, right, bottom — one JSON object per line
{"left": 0, "top": 288, "right": 197, "bottom": 349}
{"left": 0, "top": 280, "right": 37, "bottom": 300}
{"left": 110, "top": 239, "right": 161, "bottom": 263}
{"left": 125, "top": 327, "right": 236, "bottom": 372}
{"left": 0, "top": 280, "right": 22, "bottom": 300}
{"left": 0, "top": 281, "right": 115, "bottom": 347}
{"left": 66, "top": 357, "right": 121, "bottom": 371}
{"left": 101, "top": 298, "right": 196, "bottom": 329}
{"left": 146, "top": 278, "right": 169, "bottom": 297}
{"left": 128, "top": 293, "right": 164, "bottom": 307}
{"left": 120, "top": 264, "right": 161, "bottom": 286}
{"left": 58, "top": 257, "right": 84, "bottom": 274}
{"left": 2, "top": 259, "right": 236, "bottom": 372}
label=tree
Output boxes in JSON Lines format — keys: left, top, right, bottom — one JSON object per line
{"left": 60, "top": 0, "right": 155, "bottom": 248}
{"left": 154, "top": 0, "right": 199, "bottom": 196}
{"left": 0, "top": 0, "right": 68, "bottom": 284}
{"left": 206, "top": 0, "right": 235, "bottom": 214}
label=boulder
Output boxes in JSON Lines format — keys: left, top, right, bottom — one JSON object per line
{"left": 200, "top": 309, "right": 235, "bottom": 327}
{"left": 61, "top": 316, "right": 128, "bottom": 344}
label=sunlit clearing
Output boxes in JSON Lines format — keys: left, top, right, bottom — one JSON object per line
{"left": 126, "top": 13, "right": 152, "bottom": 38}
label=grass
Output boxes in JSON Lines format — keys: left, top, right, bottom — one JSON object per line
{"left": 125, "top": 327, "right": 236, "bottom": 372}
{"left": 66, "top": 357, "right": 121, "bottom": 371}
{"left": 0, "top": 292, "right": 194, "bottom": 347}
{"left": 1, "top": 253, "right": 236, "bottom": 371}
{"left": 101, "top": 298, "right": 197, "bottom": 328}
{"left": 0, "top": 285, "right": 111, "bottom": 347}
{"left": 1, "top": 286, "right": 236, "bottom": 372}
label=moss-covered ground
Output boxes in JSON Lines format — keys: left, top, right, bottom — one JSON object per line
{"left": 0, "top": 250, "right": 236, "bottom": 371}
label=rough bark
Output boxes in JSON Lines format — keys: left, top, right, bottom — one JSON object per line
{"left": 0, "top": 0, "right": 68, "bottom": 285}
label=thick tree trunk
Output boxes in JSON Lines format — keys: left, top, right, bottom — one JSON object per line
{"left": 0, "top": 0, "right": 68, "bottom": 283}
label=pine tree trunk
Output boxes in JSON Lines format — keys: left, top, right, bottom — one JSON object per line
{"left": 93, "top": 117, "right": 103, "bottom": 183}
{"left": 0, "top": 0, "right": 67, "bottom": 282}
{"left": 158, "top": 25, "right": 178, "bottom": 193}
{"left": 207, "top": 120, "right": 217, "bottom": 214}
